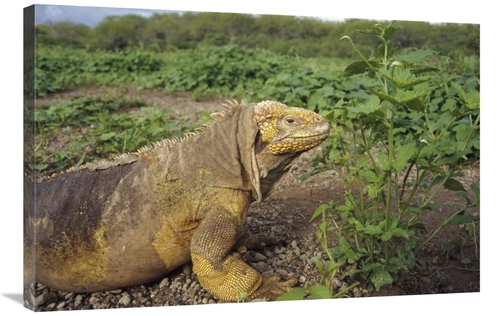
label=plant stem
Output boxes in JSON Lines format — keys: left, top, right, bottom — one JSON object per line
{"left": 332, "top": 281, "right": 361, "bottom": 298}
{"left": 416, "top": 205, "right": 467, "bottom": 252}
{"left": 383, "top": 107, "right": 395, "bottom": 265}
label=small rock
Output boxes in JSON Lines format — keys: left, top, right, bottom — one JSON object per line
{"left": 333, "top": 278, "right": 342, "bottom": 288}
{"left": 159, "top": 278, "right": 170, "bottom": 288}
{"left": 232, "top": 252, "right": 242, "bottom": 259}
{"left": 275, "top": 247, "right": 286, "bottom": 254}
{"left": 35, "top": 292, "right": 49, "bottom": 307}
{"left": 299, "top": 276, "right": 307, "bottom": 283}
{"left": 89, "top": 296, "right": 99, "bottom": 305}
{"left": 119, "top": 295, "right": 131, "bottom": 306}
{"left": 57, "top": 301, "right": 66, "bottom": 310}
{"left": 352, "top": 287, "right": 361, "bottom": 297}
{"left": 291, "top": 240, "right": 298, "bottom": 249}
{"left": 187, "top": 288, "right": 196, "bottom": 299}
{"left": 37, "top": 283, "right": 47, "bottom": 291}
{"left": 262, "top": 271, "right": 274, "bottom": 278}
{"left": 276, "top": 269, "right": 289, "bottom": 278}
{"left": 252, "top": 252, "right": 268, "bottom": 262}
{"left": 109, "top": 289, "right": 123, "bottom": 294}
{"left": 300, "top": 254, "right": 309, "bottom": 262}
{"left": 182, "top": 264, "right": 192, "bottom": 276}
{"left": 254, "top": 261, "right": 268, "bottom": 273}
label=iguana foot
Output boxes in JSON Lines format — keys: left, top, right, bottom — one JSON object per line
{"left": 249, "top": 276, "right": 298, "bottom": 301}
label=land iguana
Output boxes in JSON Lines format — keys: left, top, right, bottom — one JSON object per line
{"left": 24, "top": 100, "right": 331, "bottom": 302}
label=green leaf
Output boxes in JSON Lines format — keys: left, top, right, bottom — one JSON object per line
{"left": 387, "top": 257, "right": 408, "bottom": 272}
{"left": 377, "top": 67, "right": 429, "bottom": 89}
{"left": 453, "top": 123, "right": 473, "bottom": 141}
{"left": 452, "top": 82, "right": 480, "bottom": 109}
{"left": 449, "top": 215, "right": 477, "bottom": 225}
{"left": 471, "top": 184, "right": 480, "bottom": 206}
{"left": 363, "top": 225, "right": 383, "bottom": 235}
{"left": 308, "top": 285, "right": 332, "bottom": 299}
{"left": 381, "top": 228, "right": 409, "bottom": 241}
{"left": 35, "top": 163, "right": 49, "bottom": 171}
{"left": 370, "top": 269, "right": 393, "bottom": 291}
{"left": 377, "top": 151, "right": 390, "bottom": 170}
{"left": 343, "top": 60, "right": 380, "bottom": 77}
{"left": 394, "top": 142, "right": 417, "bottom": 172}
{"left": 392, "top": 227, "right": 411, "bottom": 239}
{"left": 367, "top": 90, "right": 399, "bottom": 104}
{"left": 100, "top": 132, "right": 116, "bottom": 141}
{"left": 394, "top": 50, "right": 441, "bottom": 64}
{"left": 405, "top": 98, "right": 426, "bottom": 112}
{"left": 310, "top": 203, "right": 331, "bottom": 222}
{"left": 277, "top": 287, "right": 306, "bottom": 301}
{"left": 362, "top": 263, "right": 382, "bottom": 273}
{"left": 444, "top": 178, "right": 466, "bottom": 192}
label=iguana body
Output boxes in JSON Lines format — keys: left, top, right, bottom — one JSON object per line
{"left": 24, "top": 100, "right": 330, "bottom": 302}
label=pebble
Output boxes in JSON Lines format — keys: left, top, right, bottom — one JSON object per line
{"left": 254, "top": 261, "right": 268, "bottom": 273}
{"left": 35, "top": 291, "right": 49, "bottom": 307}
{"left": 182, "top": 264, "right": 192, "bottom": 276}
{"left": 159, "top": 278, "right": 170, "bottom": 288}
{"left": 352, "top": 287, "right": 361, "bottom": 297}
{"left": 276, "top": 269, "right": 289, "bottom": 278}
{"left": 333, "top": 278, "right": 342, "bottom": 288}
{"left": 74, "top": 295, "right": 83, "bottom": 308}
{"left": 252, "top": 252, "right": 268, "bottom": 262}
{"left": 119, "top": 295, "right": 131, "bottom": 306}
{"left": 232, "top": 252, "right": 242, "bottom": 259}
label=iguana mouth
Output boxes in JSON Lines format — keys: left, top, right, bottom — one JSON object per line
{"left": 278, "top": 123, "right": 331, "bottom": 142}
{"left": 268, "top": 126, "right": 331, "bottom": 155}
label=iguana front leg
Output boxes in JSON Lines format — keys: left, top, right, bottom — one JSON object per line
{"left": 191, "top": 210, "right": 296, "bottom": 302}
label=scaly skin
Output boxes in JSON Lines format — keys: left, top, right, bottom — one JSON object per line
{"left": 23, "top": 100, "right": 330, "bottom": 304}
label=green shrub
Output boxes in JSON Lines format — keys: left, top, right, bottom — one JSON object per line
{"left": 302, "top": 22, "right": 479, "bottom": 294}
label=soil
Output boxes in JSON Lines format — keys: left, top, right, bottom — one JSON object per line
{"left": 28, "top": 86, "right": 480, "bottom": 311}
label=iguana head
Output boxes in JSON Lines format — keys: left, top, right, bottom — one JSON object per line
{"left": 253, "top": 100, "right": 331, "bottom": 155}
{"left": 250, "top": 100, "right": 331, "bottom": 200}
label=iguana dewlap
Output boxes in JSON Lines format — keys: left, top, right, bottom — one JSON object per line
{"left": 24, "top": 100, "right": 330, "bottom": 302}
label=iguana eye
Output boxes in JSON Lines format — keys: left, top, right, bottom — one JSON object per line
{"left": 284, "top": 116, "right": 297, "bottom": 125}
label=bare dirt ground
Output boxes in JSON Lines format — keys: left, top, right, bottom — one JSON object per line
{"left": 29, "top": 87, "right": 480, "bottom": 311}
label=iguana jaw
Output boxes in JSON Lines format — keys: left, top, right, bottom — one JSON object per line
{"left": 266, "top": 123, "right": 330, "bottom": 155}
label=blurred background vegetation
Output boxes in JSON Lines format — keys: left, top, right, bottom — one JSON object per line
{"left": 35, "top": 12, "right": 479, "bottom": 59}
